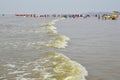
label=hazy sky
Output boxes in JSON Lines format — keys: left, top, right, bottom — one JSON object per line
{"left": 0, "top": 0, "right": 120, "bottom": 14}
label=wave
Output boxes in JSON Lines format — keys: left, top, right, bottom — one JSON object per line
{"left": 0, "top": 18, "right": 88, "bottom": 80}
{"left": 45, "top": 35, "right": 70, "bottom": 48}
{"left": 42, "top": 18, "right": 88, "bottom": 79}
{"left": 43, "top": 25, "right": 57, "bottom": 34}
{"left": 45, "top": 18, "right": 65, "bottom": 26}
{"left": 6, "top": 52, "right": 87, "bottom": 80}
{"left": 42, "top": 18, "right": 88, "bottom": 80}
{"left": 42, "top": 18, "right": 70, "bottom": 48}
{"left": 40, "top": 18, "right": 66, "bottom": 34}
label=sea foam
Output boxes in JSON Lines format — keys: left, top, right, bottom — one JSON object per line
{"left": 45, "top": 35, "right": 70, "bottom": 48}
{"left": 13, "top": 52, "right": 88, "bottom": 80}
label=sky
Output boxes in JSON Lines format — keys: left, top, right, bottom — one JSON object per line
{"left": 0, "top": 0, "right": 120, "bottom": 14}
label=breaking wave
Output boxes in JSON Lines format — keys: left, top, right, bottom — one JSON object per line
{"left": 5, "top": 52, "right": 87, "bottom": 80}
{"left": 0, "top": 18, "right": 88, "bottom": 80}
{"left": 45, "top": 35, "right": 70, "bottom": 48}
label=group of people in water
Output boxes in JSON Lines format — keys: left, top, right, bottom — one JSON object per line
{"left": 78, "top": 14, "right": 119, "bottom": 20}
{"left": 1, "top": 13, "right": 119, "bottom": 20}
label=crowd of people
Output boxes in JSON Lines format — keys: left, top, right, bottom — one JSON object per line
{"left": 1, "top": 13, "right": 119, "bottom": 20}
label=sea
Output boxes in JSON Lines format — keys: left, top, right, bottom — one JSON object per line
{"left": 0, "top": 14, "right": 120, "bottom": 80}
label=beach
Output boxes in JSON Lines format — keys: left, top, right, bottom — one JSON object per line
{"left": 0, "top": 15, "right": 120, "bottom": 80}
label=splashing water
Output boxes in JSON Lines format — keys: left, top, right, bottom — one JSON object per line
{"left": 0, "top": 17, "right": 88, "bottom": 80}
{"left": 45, "top": 35, "right": 70, "bottom": 48}
{"left": 5, "top": 52, "right": 88, "bottom": 80}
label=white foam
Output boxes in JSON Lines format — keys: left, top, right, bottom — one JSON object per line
{"left": 46, "top": 19, "right": 59, "bottom": 26}
{"left": 55, "top": 35, "right": 70, "bottom": 41}
{"left": 46, "top": 40, "right": 67, "bottom": 48}
{"left": 8, "top": 70, "right": 25, "bottom": 74}
{"left": 42, "top": 24, "right": 58, "bottom": 34}
{"left": 16, "top": 77, "right": 35, "bottom": 80}
{"left": 6, "top": 52, "right": 88, "bottom": 80}
{"left": 4, "top": 64, "right": 16, "bottom": 68}
{"left": 45, "top": 35, "right": 70, "bottom": 48}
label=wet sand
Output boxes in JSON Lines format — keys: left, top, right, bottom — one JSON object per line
{"left": 56, "top": 18, "right": 120, "bottom": 80}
